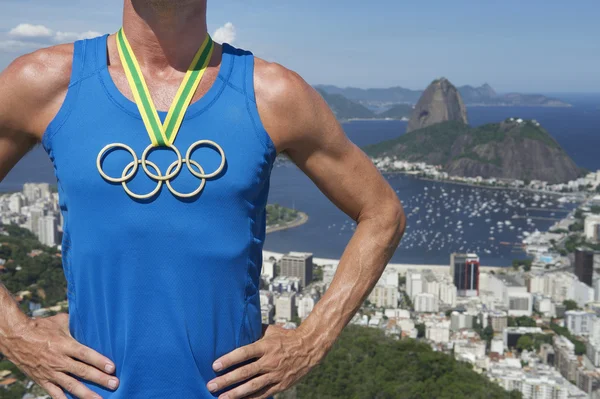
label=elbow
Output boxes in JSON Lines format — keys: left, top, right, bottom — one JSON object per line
{"left": 388, "top": 198, "right": 407, "bottom": 245}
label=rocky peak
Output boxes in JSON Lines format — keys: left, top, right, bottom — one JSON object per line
{"left": 406, "top": 77, "right": 468, "bottom": 133}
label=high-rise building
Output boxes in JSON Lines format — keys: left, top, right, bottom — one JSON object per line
{"left": 280, "top": 252, "right": 313, "bottom": 288}
{"left": 450, "top": 253, "right": 480, "bottom": 296}
{"left": 23, "top": 183, "right": 51, "bottom": 204}
{"left": 29, "top": 208, "right": 44, "bottom": 236}
{"left": 575, "top": 249, "right": 594, "bottom": 287}
{"left": 275, "top": 291, "right": 296, "bottom": 321}
{"left": 38, "top": 215, "right": 57, "bottom": 247}
{"left": 585, "top": 215, "right": 600, "bottom": 243}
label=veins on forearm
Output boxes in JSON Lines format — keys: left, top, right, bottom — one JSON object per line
{"left": 297, "top": 210, "right": 402, "bottom": 360}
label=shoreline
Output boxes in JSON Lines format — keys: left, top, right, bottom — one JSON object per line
{"left": 262, "top": 249, "right": 508, "bottom": 274}
{"left": 266, "top": 211, "right": 309, "bottom": 234}
{"left": 381, "top": 170, "right": 584, "bottom": 196}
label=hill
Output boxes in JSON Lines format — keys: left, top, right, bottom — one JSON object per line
{"left": 379, "top": 104, "right": 413, "bottom": 119}
{"left": 283, "top": 325, "right": 521, "bottom": 399}
{"left": 315, "top": 83, "right": 571, "bottom": 108}
{"left": 315, "top": 84, "right": 422, "bottom": 105}
{"left": 407, "top": 78, "right": 468, "bottom": 132}
{"left": 316, "top": 88, "right": 375, "bottom": 120}
{"left": 364, "top": 119, "right": 581, "bottom": 184}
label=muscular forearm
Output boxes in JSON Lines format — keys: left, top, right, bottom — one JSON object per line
{"left": 0, "top": 284, "right": 30, "bottom": 345}
{"left": 296, "top": 202, "right": 405, "bottom": 363}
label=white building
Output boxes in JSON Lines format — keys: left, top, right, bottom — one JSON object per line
{"left": 414, "top": 292, "right": 439, "bottom": 313}
{"left": 585, "top": 215, "right": 600, "bottom": 243}
{"left": 508, "top": 292, "right": 533, "bottom": 317}
{"left": 8, "top": 193, "right": 23, "bottom": 213}
{"left": 38, "top": 215, "right": 57, "bottom": 247}
{"left": 565, "top": 311, "right": 595, "bottom": 336}
{"left": 275, "top": 291, "right": 296, "bottom": 321}
{"left": 425, "top": 320, "right": 450, "bottom": 343}
{"left": 261, "top": 260, "right": 276, "bottom": 280}
{"left": 296, "top": 295, "right": 316, "bottom": 319}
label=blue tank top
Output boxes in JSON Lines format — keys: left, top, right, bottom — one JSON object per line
{"left": 41, "top": 34, "right": 277, "bottom": 398}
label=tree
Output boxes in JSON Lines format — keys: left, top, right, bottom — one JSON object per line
{"left": 563, "top": 300, "right": 579, "bottom": 311}
{"left": 517, "top": 335, "right": 534, "bottom": 352}
{"left": 482, "top": 325, "right": 495, "bottom": 343}
{"left": 416, "top": 323, "right": 426, "bottom": 338}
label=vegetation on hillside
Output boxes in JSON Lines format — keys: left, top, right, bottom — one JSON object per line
{"left": 266, "top": 204, "right": 299, "bottom": 226}
{"left": 0, "top": 225, "right": 66, "bottom": 308}
{"left": 288, "top": 325, "right": 521, "bottom": 399}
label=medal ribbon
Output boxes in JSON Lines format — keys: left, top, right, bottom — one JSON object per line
{"left": 116, "top": 28, "right": 214, "bottom": 146}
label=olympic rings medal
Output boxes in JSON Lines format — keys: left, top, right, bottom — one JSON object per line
{"left": 97, "top": 143, "right": 139, "bottom": 183}
{"left": 185, "top": 140, "right": 226, "bottom": 179}
{"left": 141, "top": 143, "right": 183, "bottom": 181}
{"left": 165, "top": 159, "right": 207, "bottom": 198}
{"left": 121, "top": 159, "right": 163, "bottom": 200}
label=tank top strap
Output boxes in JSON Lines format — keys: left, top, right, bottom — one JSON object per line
{"left": 41, "top": 36, "right": 96, "bottom": 150}
{"left": 221, "top": 43, "right": 252, "bottom": 92}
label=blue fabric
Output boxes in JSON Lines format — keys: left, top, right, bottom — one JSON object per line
{"left": 42, "top": 34, "right": 276, "bottom": 398}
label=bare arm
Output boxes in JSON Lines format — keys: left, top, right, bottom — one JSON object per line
{"left": 255, "top": 59, "right": 406, "bottom": 359}
{"left": 0, "top": 46, "right": 121, "bottom": 399}
{"left": 206, "top": 58, "right": 406, "bottom": 399}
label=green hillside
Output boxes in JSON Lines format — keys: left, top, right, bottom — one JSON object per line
{"left": 289, "top": 325, "right": 521, "bottom": 399}
{"left": 363, "top": 119, "right": 580, "bottom": 183}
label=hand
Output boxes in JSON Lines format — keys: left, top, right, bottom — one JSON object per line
{"left": 1, "top": 313, "right": 119, "bottom": 399}
{"left": 206, "top": 324, "right": 320, "bottom": 399}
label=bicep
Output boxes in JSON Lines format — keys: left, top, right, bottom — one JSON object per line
{"left": 0, "top": 53, "right": 50, "bottom": 182}
{"left": 284, "top": 91, "right": 397, "bottom": 222}
{"left": 0, "top": 129, "right": 37, "bottom": 182}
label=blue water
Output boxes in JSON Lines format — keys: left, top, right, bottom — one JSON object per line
{"left": 264, "top": 104, "right": 600, "bottom": 266}
{"left": 2, "top": 103, "right": 599, "bottom": 266}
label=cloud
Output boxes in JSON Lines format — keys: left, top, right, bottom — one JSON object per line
{"left": 1, "top": 24, "right": 102, "bottom": 53}
{"left": 54, "top": 31, "right": 102, "bottom": 42}
{"left": 9, "top": 24, "right": 53, "bottom": 39}
{"left": 0, "top": 39, "right": 47, "bottom": 52}
{"left": 213, "top": 22, "right": 236, "bottom": 44}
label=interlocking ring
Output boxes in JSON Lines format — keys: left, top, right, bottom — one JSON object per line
{"left": 141, "top": 143, "right": 182, "bottom": 181}
{"left": 96, "top": 139, "right": 226, "bottom": 199}
{"left": 122, "top": 159, "right": 163, "bottom": 200}
{"left": 96, "top": 143, "right": 139, "bottom": 183}
{"left": 186, "top": 140, "right": 226, "bottom": 179}
{"left": 165, "top": 159, "right": 206, "bottom": 198}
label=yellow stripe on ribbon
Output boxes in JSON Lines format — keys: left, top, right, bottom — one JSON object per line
{"left": 116, "top": 28, "right": 214, "bottom": 147}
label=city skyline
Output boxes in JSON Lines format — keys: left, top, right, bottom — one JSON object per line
{"left": 0, "top": 0, "right": 598, "bottom": 93}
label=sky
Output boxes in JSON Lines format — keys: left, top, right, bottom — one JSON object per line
{"left": 0, "top": 0, "right": 599, "bottom": 93}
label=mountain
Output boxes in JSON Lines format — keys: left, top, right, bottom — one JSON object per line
{"left": 379, "top": 104, "right": 413, "bottom": 119}
{"left": 458, "top": 83, "right": 498, "bottom": 103}
{"left": 406, "top": 78, "right": 468, "bottom": 133}
{"left": 315, "top": 84, "right": 571, "bottom": 107}
{"left": 364, "top": 119, "right": 582, "bottom": 184}
{"left": 315, "top": 88, "right": 375, "bottom": 120}
{"left": 314, "top": 84, "right": 421, "bottom": 105}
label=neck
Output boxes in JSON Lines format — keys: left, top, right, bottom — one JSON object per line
{"left": 122, "top": 0, "right": 208, "bottom": 71}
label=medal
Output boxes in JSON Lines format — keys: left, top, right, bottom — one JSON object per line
{"left": 96, "top": 28, "right": 226, "bottom": 199}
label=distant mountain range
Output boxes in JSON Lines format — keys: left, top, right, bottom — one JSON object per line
{"left": 315, "top": 83, "right": 571, "bottom": 109}
{"left": 315, "top": 88, "right": 412, "bottom": 121}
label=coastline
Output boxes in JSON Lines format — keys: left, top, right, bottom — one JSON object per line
{"left": 381, "top": 170, "right": 583, "bottom": 197}
{"left": 266, "top": 211, "right": 309, "bottom": 234}
{"left": 262, "top": 249, "right": 508, "bottom": 274}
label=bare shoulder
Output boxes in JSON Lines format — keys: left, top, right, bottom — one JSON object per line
{"left": 253, "top": 56, "right": 332, "bottom": 153}
{"left": 0, "top": 43, "right": 74, "bottom": 138}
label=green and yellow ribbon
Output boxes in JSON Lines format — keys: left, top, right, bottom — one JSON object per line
{"left": 116, "top": 28, "right": 214, "bottom": 146}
